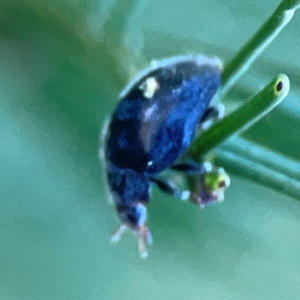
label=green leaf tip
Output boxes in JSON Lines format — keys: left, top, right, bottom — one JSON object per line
{"left": 274, "top": 74, "right": 290, "bottom": 97}
{"left": 220, "top": 0, "right": 297, "bottom": 97}
{"left": 188, "top": 74, "right": 290, "bottom": 160}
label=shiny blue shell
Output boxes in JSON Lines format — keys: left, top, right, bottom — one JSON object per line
{"left": 104, "top": 55, "right": 222, "bottom": 207}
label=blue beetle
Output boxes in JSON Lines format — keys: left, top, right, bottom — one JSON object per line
{"left": 101, "top": 55, "right": 230, "bottom": 257}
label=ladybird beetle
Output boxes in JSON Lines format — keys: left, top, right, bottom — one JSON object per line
{"left": 101, "top": 55, "right": 230, "bottom": 258}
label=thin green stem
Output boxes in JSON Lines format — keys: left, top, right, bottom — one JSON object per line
{"left": 277, "top": 0, "right": 300, "bottom": 10}
{"left": 188, "top": 74, "right": 290, "bottom": 160}
{"left": 221, "top": 137, "right": 300, "bottom": 184}
{"left": 214, "top": 149, "right": 300, "bottom": 201}
{"left": 220, "top": 0, "right": 300, "bottom": 97}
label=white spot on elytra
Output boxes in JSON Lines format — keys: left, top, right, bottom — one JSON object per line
{"left": 139, "top": 77, "right": 159, "bottom": 98}
{"left": 120, "top": 54, "right": 223, "bottom": 99}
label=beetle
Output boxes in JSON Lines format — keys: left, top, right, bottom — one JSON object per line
{"left": 101, "top": 55, "right": 230, "bottom": 258}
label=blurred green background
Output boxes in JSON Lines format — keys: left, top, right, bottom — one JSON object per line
{"left": 1, "top": 1, "right": 300, "bottom": 299}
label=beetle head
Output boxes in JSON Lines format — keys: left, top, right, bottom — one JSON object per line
{"left": 116, "top": 202, "right": 147, "bottom": 229}
{"left": 107, "top": 167, "right": 152, "bottom": 258}
{"left": 112, "top": 202, "right": 152, "bottom": 259}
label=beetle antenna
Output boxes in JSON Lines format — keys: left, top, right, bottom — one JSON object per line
{"left": 111, "top": 224, "right": 127, "bottom": 244}
{"left": 137, "top": 225, "right": 152, "bottom": 259}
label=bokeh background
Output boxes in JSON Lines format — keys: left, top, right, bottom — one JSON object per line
{"left": 1, "top": 1, "right": 300, "bottom": 299}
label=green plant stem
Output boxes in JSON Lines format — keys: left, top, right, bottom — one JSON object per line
{"left": 188, "top": 74, "right": 290, "bottom": 160}
{"left": 220, "top": 0, "right": 300, "bottom": 97}
{"left": 221, "top": 136, "right": 300, "bottom": 183}
{"left": 214, "top": 148, "right": 300, "bottom": 201}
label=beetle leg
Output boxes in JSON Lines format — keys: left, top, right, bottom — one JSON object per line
{"left": 111, "top": 223, "right": 153, "bottom": 259}
{"left": 171, "top": 161, "right": 213, "bottom": 175}
{"left": 199, "top": 103, "right": 225, "bottom": 131}
{"left": 169, "top": 161, "right": 230, "bottom": 207}
{"left": 150, "top": 177, "right": 191, "bottom": 201}
{"left": 111, "top": 224, "right": 127, "bottom": 244}
{"left": 137, "top": 225, "right": 153, "bottom": 259}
